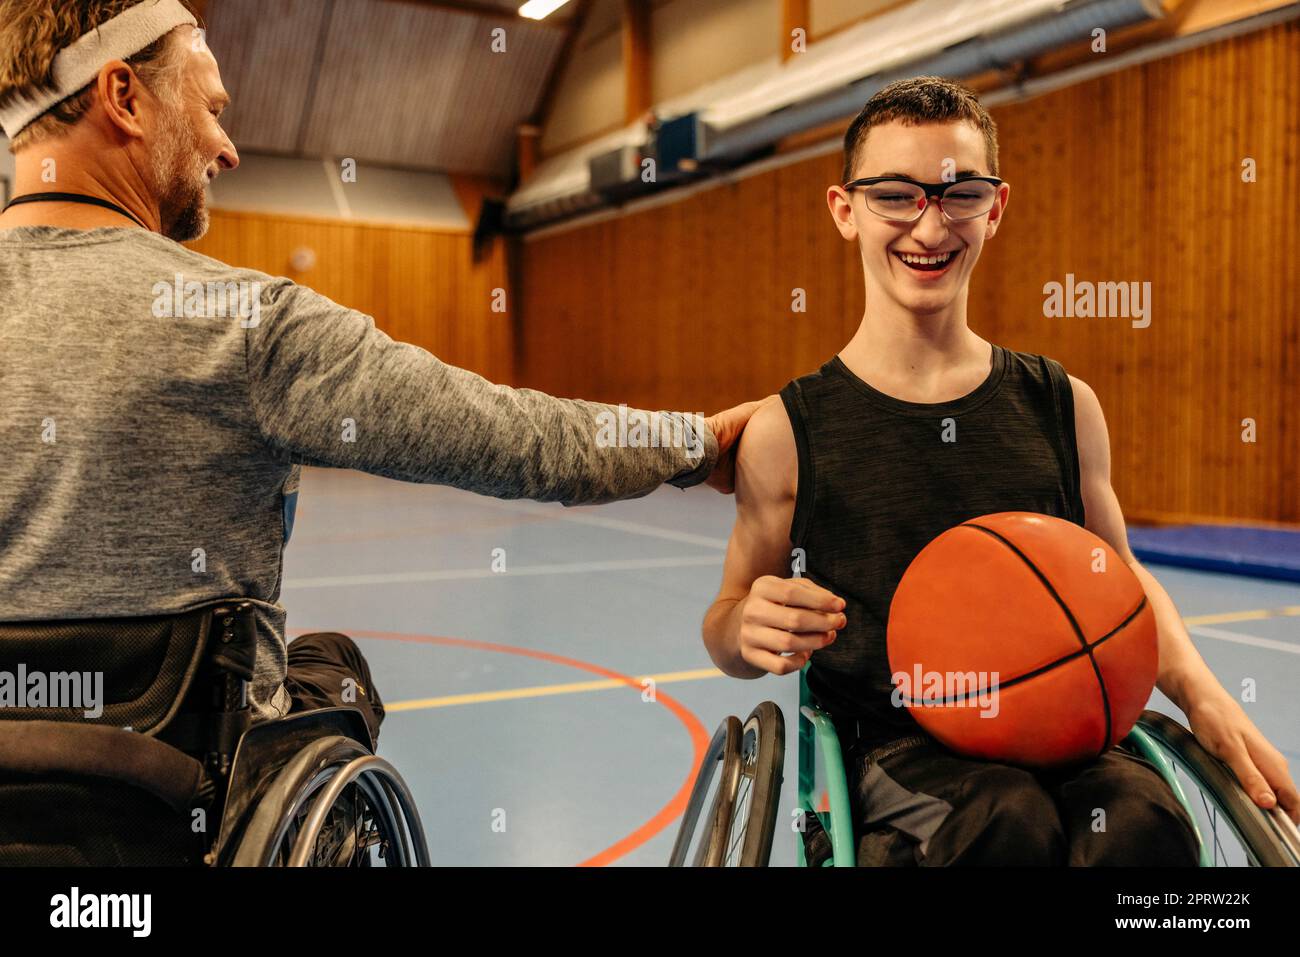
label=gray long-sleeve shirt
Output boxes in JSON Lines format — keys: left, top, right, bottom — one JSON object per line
{"left": 0, "top": 225, "right": 717, "bottom": 718}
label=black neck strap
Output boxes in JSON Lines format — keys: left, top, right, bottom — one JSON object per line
{"left": 3, "top": 192, "right": 149, "bottom": 230}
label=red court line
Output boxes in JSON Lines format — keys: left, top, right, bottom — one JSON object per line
{"left": 290, "top": 627, "right": 711, "bottom": 867}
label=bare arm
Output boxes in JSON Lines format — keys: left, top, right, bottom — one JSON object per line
{"left": 1070, "top": 374, "right": 1298, "bottom": 821}
{"left": 1070, "top": 375, "right": 1217, "bottom": 709}
{"left": 702, "top": 399, "right": 845, "bottom": 678}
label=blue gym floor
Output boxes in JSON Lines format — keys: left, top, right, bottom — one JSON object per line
{"left": 280, "top": 468, "right": 1300, "bottom": 866}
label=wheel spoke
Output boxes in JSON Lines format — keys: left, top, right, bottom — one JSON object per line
{"left": 725, "top": 775, "right": 754, "bottom": 865}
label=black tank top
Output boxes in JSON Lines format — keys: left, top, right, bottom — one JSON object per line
{"left": 779, "top": 344, "right": 1086, "bottom": 749}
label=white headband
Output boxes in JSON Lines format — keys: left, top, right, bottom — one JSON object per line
{"left": 0, "top": 0, "right": 198, "bottom": 140}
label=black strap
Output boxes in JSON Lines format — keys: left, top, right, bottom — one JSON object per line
{"left": 832, "top": 712, "right": 933, "bottom": 765}
{"left": 3, "top": 191, "right": 148, "bottom": 230}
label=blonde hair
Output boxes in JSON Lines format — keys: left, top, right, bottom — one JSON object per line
{"left": 0, "top": 0, "right": 198, "bottom": 152}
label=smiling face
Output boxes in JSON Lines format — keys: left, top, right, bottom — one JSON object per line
{"left": 143, "top": 33, "right": 238, "bottom": 241}
{"left": 828, "top": 119, "right": 1010, "bottom": 318}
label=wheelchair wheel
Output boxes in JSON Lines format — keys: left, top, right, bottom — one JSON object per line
{"left": 1124, "top": 710, "right": 1300, "bottom": 867}
{"left": 722, "top": 702, "right": 784, "bottom": 867}
{"left": 274, "top": 774, "right": 391, "bottom": 867}
{"left": 669, "top": 716, "right": 741, "bottom": 866}
{"left": 229, "top": 735, "right": 429, "bottom": 867}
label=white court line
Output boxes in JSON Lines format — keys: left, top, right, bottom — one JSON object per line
{"left": 284, "top": 554, "right": 724, "bottom": 589}
{"left": 1189, "top": 625, "right": 1300, "bottom": 656}
{"left": 471, "top": 496, "right": 729, "bottom": 549}
{"left": 295, "top": 482, "right": 731, "bottom": 549}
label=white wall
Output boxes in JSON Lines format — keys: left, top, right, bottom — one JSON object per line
{"left": 544, "top": 0, "right": 850, "bottom": 155}
{"left": 208, "top": 153, "right": 339, "bottom": 218}
{"left": 541, "top": 21, "right": 626, "bottom": 155}
{"left": 653, "top": 0, "right": 780, "bottom": 104}
{"left": 811, "top": 0, "right": 905, "bottom": 38}
{"left": 0, "top": 141, "right": 467, "bottom": 228}
{"left": 208, "top": 153, "right": 469, "bottom": 229}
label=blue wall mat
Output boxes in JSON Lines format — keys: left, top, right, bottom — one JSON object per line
{"left": 1128, "top": 525, "right": 1300, "bottom": 583}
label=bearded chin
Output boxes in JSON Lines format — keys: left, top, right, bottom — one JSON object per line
{"left": 163, "top": 180, "right": 209, "bottom": 242}
{"left": 150, "top": 109, "right": 212, "bottom": 243}
{"left": 155, "top": 152, "right": 209, "bottom": 242}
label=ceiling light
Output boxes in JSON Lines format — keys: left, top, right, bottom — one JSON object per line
{"left": 519, "top": 0, "right": 572, "bottom": 21}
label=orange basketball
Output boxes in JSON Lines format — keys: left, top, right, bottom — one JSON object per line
{"left": 886, "top": 512, "right": 1157, "bottom": 768}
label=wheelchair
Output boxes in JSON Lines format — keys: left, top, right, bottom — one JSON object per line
{"left": 0, "top": 599, "right": 429, "bottom": 866}
{"left": 672, "top": 669, "right": 1300, "bottom": 867}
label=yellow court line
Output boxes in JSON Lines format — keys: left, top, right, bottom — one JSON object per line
{"left": 387, "top": 606, "right": 1300, "bottom": 713}
{"left": 386, "top": 667, "right": 723, "bottom": 713}
{"left": 1182, "top": 605, "right": 1300, "bottom": 627}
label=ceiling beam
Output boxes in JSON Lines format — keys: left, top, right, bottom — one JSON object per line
{"left": 622, "top": 0, "right": 652, "bottom": 125}
{"left": 781, "top": 0, "right": 809, "bottom": 62}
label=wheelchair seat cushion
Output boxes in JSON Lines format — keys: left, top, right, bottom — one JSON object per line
{"left": 0, "top": 721, "right": 207, "bottom": 813}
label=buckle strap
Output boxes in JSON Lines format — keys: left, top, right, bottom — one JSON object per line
{"left": 831, "top": 713, "right": 934, "bottom": 764}
{"left": 861, "top": 734, "right": 933, "bottom": 766}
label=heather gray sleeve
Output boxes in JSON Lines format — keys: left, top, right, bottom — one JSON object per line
{"left": 243, "top": 280, "right": 717, "bottom": 504}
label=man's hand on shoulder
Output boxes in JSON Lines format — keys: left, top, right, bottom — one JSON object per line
{"left": 702, "top": 395, "right": 778, "bottom": 493}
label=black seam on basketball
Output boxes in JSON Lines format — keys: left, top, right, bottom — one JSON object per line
{"left": 1088, "top": 596, "right": 1149, "bottom": 759}
{"left": 897, "top": 595, "right": 1152, "bottom": 772}
{"left": 899, "top": 595, "right": 1154, "bottom": 728}
{"left": 897, "top": 646, "right": 1083, "bottom": 705}
{"left": 1086, "top": 596, "right": 1148, "bottom": 650}
{"left": 895, "top": 596, "right": 1148, "bottom": 706}
{"left": 957, "top": 522, "right": 1112, "bottom": 748}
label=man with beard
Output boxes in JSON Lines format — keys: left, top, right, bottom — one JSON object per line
{"left": 0, "top": 0, "right": 761, "bottom": 745}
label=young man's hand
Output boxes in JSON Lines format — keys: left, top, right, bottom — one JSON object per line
{"left": 1184, "top": 686, "right": 1300, "bottom": 824}
{"left": 737, "top": 576, "right": 846, "bottom": 676}
{"left": 703, "top": 396, "right": 776, "bottom": 493}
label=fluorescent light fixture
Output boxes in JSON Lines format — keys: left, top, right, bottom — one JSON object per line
{"left": 519, "top": 0, "right": 572, "bottom": 21}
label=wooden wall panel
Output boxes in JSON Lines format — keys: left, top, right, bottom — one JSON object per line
{"left": 518, "top": 20, "right": 1300, "bottom": 525}
{"left": 188, "top": 210, "right": 514, "bottom": 385}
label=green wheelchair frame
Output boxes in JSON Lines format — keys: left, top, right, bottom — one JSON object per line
{"left": 796, "top": 669, "right": 1300, "bottom": 867}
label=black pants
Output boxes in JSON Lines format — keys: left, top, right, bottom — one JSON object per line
{"left": 282, "top": 632, "right": 386, "bottom": 748}
{"left": 829, "top": 736, "right": 1201, "bottom": 866}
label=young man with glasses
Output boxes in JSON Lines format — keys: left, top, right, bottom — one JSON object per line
{"left": 701, "top": 76, "right": 1297, "bottom": 865}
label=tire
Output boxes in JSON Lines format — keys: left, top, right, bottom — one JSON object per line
{"left": 669, "top": 716, "right": 741, "bottom": 867}
{"left": 726, "top": 701, "right": 785, "bottom": 867}
{"left": 1129, "top": 710, "right": 1298, "bottom": 867}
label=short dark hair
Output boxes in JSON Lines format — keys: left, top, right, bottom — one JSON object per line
{"left": 841, "top": 75, "right": 999, "bottom": 184}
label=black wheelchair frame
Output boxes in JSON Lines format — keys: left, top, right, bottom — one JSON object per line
{"left": 0, "top": 598, "right": 429, "bottom": 866}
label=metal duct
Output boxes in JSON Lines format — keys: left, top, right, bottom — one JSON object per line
{"left": 517, "top": 1, "right": 1300, "bottom": 237}
{"left": 510, "top": 190, "right": 604, "bottom": 228}
{"left": 984, "top": 0, "right": 1165, "bottom": 63}
{"left": 701, "top": 0, "right": 1164, "bottom": 163}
